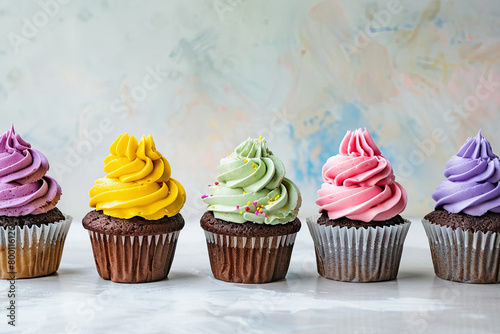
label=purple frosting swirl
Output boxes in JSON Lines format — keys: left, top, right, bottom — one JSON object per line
{"left": 0, "top": 125, "right": 61, "bottom": 216}
{"left": 433, "top": 131, "right": 500, "bottom": 216}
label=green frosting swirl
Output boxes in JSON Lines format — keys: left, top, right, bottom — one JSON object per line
{"left": 203, "top": 137, "right": 301, "bottom": 224}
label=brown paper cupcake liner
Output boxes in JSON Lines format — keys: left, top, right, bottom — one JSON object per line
{"left": 203, "top": 231, "right": 297, "bottom": 284}
{"left": 422, "top": 219, "right": 500, "bottom": 284}
{"left": 307, "top": 216, "right": 411, "bottom": 282}
{"left": 88, "top": 230, "right": 181, "bottom": 283}
{"left": 0, "top": 215, "right": 72, "bottom": 279}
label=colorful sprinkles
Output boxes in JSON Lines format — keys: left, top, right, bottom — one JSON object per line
{"left": 233, "top": 200, "right": 270, "bottom": 220}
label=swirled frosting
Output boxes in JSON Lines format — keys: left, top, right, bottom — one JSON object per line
{"left": 0, "top": 125, "right": 61, "bottom": 216}
{"left": 433, "top": 131, "right": 500, "bottom": 216}
{"left": 89, "top": 133, "right": 186, "bottom": 220}
{"left": 203, "top": 137, "right": 301, "bottom": 224}
{"left": 316, "top": 129, "right": 407, "bottom": 222}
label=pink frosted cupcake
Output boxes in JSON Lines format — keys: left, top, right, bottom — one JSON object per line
{"left": 307, "top": 128, "right": 410, "bottom": 282}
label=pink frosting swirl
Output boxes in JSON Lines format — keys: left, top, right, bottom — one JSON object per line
{"left": 316, "top": 129, "right": 407, "bottom": 222}
{"left": 0, "top": 125, "right": 61, "bottom": 216}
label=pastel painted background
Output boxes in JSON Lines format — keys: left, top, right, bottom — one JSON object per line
{"left": 0, "top": 0, "right": 499, "bottom": 221}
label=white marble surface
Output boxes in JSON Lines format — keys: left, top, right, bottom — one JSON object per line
{"left": 1, "top": 218, "right": 499, "bottom": 334}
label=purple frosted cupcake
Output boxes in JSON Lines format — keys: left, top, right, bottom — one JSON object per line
{"left": 423, "top": 131, "right": 500, "bottom": 283}
{"left": 0, "top": 125, "right": 72, "bottom": 279}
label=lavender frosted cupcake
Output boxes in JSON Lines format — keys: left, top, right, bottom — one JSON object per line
{"left": 0, "top": 126, "right": 72, "bottom": 279}
{"left": 423, "top": 131, "right": 500, "bottom": 283}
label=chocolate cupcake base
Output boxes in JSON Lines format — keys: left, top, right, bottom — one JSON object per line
{"left": 307, "top": 214, "right": 411, "bottom": 283}
{"left": 0, "top": 214, "right": 72, "bottom": 279}
{"left": 88, "top": 230, "right": 181, "bottom": 283}
{"left": 83, "top": 210, "right": 184, "bottom": 283}
{"left": 200, "top": 211, "right": 300, "bottom": 284}
{"left": 203, "top": 231, "right": 297, "bottom": 283}
{"left": 422, "top": 218, "right": 500, "bottom": 284}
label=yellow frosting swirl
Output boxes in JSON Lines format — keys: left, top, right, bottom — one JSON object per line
{"left": 89, "top": 133, "right": 186, "bottom": 220}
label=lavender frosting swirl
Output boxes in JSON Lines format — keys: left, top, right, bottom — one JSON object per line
{"left": 0, "top": 125, "right": 61, "bottom": 216}
{"left": 433, "top": 131, "right": 500, "bottom": 216}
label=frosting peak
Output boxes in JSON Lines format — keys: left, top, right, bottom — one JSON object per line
{"left": 316, "top": 128, "right": 407, "bottom": 222}
{"left": 433, "top": 131, "right": 500, "bottom": 216}
{"left": 0, "top": 125, "right": 31, "bottom": 153}
{"left": 456, "top": 130, "right": 496, "bottom": 160}
{"left": 0, "top": 125, "right": 61, "bottom": 216}
{"left": 339, "top": 128, "right": 382, "bottom": 157}
{"left": 104, "top": 133, "right": 171, "bottom": 184}
{"left": 203, "top": 137, "right": 301, "bottom": 225}
{"left": 89, "top": 133, "right": 185, "bottom": 220}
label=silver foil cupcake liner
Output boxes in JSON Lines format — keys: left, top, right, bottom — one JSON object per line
{"left": 88, "top": 230, "right": 181, "bottom": 283}
{"left": 422, "top": 219, "right": 500, "bottom": 284}
{"left": 307, "top": 215, "right": 411, "bottom": 282}
{"left": 0, "top": 215, "right": 72, "bottom": 279}
{"left": 203, "top": 231, "right": 297, "bottom": 284}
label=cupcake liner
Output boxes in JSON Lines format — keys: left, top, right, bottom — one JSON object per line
{"left": 0, "top": 215, "right": 72, "bottom": 279}
{"left": 88, "top": 230, "right": 181, "bottom": 283}
{"left": 422, "top": 219, "right": 500, "bottom": 284}
{"left": 306, "top": 215, "right": 411, "bottom": 282}
{"left": 203, "top": 231, "right": 297, "bottom": 284}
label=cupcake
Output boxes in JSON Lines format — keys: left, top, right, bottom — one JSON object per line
{"left": 200, "top": 136, "right": 302, "bottom": 283}
{"left": 0, "top": 125, "right": 72, "bottom": 279}
{"left": 423, "top": 131, "right": 500, "bottom": 284}
{"left": 83, "top": 133, "right": 186, "bottom": 283}
{"left": 309, "top": 128, "right": 410, "bottom": 282}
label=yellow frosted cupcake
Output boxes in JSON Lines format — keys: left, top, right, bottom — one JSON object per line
{"left": 83, "top": 133, "right": 186, "bottom": 283}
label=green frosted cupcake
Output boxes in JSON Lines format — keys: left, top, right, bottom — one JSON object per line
{"left": 200, "top": 136, "right": 302, "bottom": 283}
